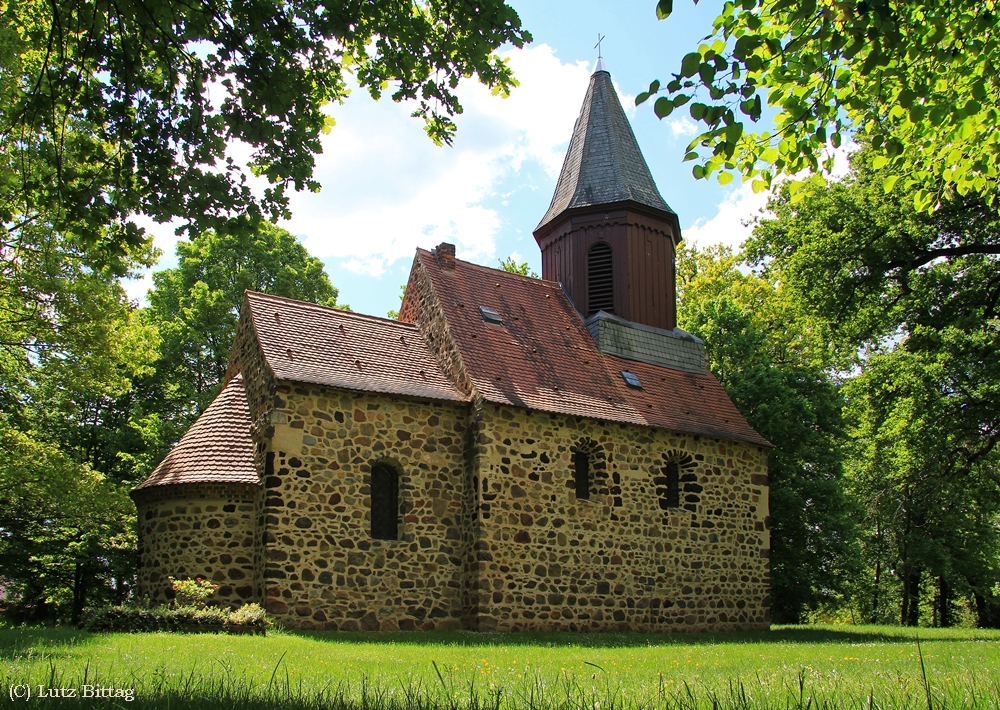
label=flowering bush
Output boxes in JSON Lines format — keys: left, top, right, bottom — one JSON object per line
{"left": 169, "top": 577, "right": 219, "bottom": 608}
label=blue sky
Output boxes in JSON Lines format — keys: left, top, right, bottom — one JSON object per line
{"left": 128, "top": 0, "right": 773, "bottom": 318}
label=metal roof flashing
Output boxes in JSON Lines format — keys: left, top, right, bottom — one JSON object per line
{"left": 585, "top": 311, "right": 707, "bottom": 373}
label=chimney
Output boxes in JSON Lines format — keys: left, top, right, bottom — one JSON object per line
{"left": 434, "top": 242, "right": 456, "bottom": 270}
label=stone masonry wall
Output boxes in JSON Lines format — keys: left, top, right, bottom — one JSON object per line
{"left": 261, "top": 384, "right": 471, "bottom": 630}
{"left": 132, "top": 483, "right": 261, "bottom": 608}
{"left": 470, "top": 403, "right": 770, "bottom": 632}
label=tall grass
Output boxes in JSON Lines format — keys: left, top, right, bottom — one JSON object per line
{"left": 1, "top": 625, "right": 998, "bottom": 709}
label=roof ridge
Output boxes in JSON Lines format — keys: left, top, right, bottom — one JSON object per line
{"left": 246, "top": 290, "right": 419, "bottom": 328}
{"left": 415, "top": 249, "right": 559, "bottom": 289}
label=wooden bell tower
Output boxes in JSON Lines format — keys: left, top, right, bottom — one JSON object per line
{"left": 533, "top": 60, "right": 681, "bottom": 331}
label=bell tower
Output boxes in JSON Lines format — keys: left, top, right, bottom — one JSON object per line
{"left": 533, "top": 59, "right": 681, "bottom": 331}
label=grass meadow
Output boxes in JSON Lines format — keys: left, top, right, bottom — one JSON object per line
{"left": 1, "top": 625, "right": 999, "bottom": 709}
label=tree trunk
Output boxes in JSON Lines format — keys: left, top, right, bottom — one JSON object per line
{"left": 71, "top": 561, "right": 86, "bottom": 625}
{"left": 871, "top": 558, "right": 881, "bottom": 624}
{"left": 904, "top": 569, "right": 921, "bottom": 627}
{"left": 938, "top": 577, "right": 951, "bottom": 628}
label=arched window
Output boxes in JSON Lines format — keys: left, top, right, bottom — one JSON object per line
{"left": 657, "top": 462, "right": 680, "bottom": 510}
{"left": 574, "top": 451, "right": 590, "bottom": 501}
{"left": 655, "top": 451, "right": 697, "bottom": 519}
{"left": 370, "top": 463, "right": 399, "bottom": 540}
{"left": 587, "top": 242, "right": 614, "bottom": 315}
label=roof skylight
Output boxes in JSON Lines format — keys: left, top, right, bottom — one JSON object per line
{"left": 621, "top": 371, "right": 643, "bottom": 389}
{"left": 479, "top": 306, "right": 504, "bottom": 326}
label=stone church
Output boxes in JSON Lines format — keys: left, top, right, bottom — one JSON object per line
{"left": 132, "top": 61, "right": 772, "bottom": 632}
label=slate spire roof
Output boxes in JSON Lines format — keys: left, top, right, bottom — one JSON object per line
{"left": 536, "top": 64, "right": 676, "bottom": 232}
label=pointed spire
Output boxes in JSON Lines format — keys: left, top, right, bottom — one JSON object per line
{"left": 535, "top": 66, "right": 675, "bottom": 234}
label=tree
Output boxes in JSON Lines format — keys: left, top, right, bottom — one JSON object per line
{"left": 746, "top": 153, "right": 1000, "bottom": 625}
{"left": 0, "top": 411, "right": 137, "bottom": 623}
{"left": 844, "top": 347, "right": 1000, "bottom": 626}
{"left": 142, "top": 222, "right": 345, "bottom": 449}
{"left": 642, "top": 0, "right": 1000, "bottom": 209}
{"left": 498, "top": 256, "right": 539, "bottom": 278}
{"left": 747, "top": 153, "right": 1000, "bottom": 479}
{"left": 677, "top": 244, "right": 858, "bottom": 623}
{"left": 2, "top": 0, "right": 530, "bottom": 254}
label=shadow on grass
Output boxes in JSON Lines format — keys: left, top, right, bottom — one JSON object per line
{"left": 288, "top": 624, "right": 1000, "bottom": 648}
{"left": 0, "top": 626, "right": 95, "bottom": 660}
{"left": 1, "top": 623, "right": 997, "bottom": 661}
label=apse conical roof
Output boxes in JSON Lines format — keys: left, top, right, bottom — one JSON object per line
{"left": 536, "top": 66, "right": 675, "bottom": 233}
{"left": 134, "top": 374, "right": 258, "bottom": 490}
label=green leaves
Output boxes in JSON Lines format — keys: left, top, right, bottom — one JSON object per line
{"left": 635, "top": 79, "right": 660, "bottom": 106}
{"left": 680, "top": 53, "right": 702, "bottom": 78}
{"left": 654, "top": 97, "right": 674, "bottom": 118}
{"left": 642, "top": 0, "right": 1000, "bottom": 209}
{"left": 656, "top": 0, "right": 673, "bottom": 19}
{"left": 3, "top": 0, "right": 530, "bottom": 252}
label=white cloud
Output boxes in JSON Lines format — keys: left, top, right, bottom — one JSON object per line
{"left": 276, "top": 43, "right": 592, "bottom": 276}
{"left": 683, "top": 180, "right": 770, "bottom": 250}
{"left": 683, "top": 143, "right": 857, "bottom": 252}
{"left": 668, "top": 117, "right": 699, "bottom": 138}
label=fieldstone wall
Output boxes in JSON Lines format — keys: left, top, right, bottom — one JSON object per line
{"left": 261, "top": 383, "right": 471, "bottom": 630}
{"left": 468, "top": 403, "right": 770, "bottom": 632}
{"left": 132, "top": 482, "right": 261, "bottom": 608}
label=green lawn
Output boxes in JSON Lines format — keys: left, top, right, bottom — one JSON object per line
{"left": 1, "top": 625, "right": 999, "bottom": 708}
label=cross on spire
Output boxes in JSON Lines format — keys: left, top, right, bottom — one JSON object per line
{"left": 594, "top": 33, "right": 606, "bottom": 58}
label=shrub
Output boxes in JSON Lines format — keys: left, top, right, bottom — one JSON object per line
{"left": 227, "top": 603, "right": 270, "bottom": 629}
{"left": 84, "top": 603, "right": 272, "bottom": 634}
{"left": 169, "top": 577, "right": 219, "bottom": 609}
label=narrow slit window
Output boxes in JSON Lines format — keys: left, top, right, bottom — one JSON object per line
{"left": 665, "top": 462, "right": 679, "bottom": 508}
{"left": 588, "top": 242, "right": 614, "bottom": 315}
{"left": 574, "top": 451, "right": 590, "bottom": 501}
{"left": 370, "top": 463, "right": 399, "bottom": 540}
{"left": 479, "top": 305, "right": 504, "bottom": 325}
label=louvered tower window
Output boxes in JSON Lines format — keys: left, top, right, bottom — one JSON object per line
{"left": 574, "top": 451, "right": 590, "bottom": 501}
{"left": 370, "top": 463, "right": 399, "bottom": 540}
{"left": 588, "top": 242, "right": 614, "bottom": 315}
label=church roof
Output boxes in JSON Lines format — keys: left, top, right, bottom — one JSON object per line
{"left": 245, "top": 291, "right": 467, "bottom": 403}
{"left": 135, "top": 374, "right": 258, "bottom": 490}
{"left": 536, "top": 67, "right": 676, "bottom": 233}
{"left": 603, "top": 354, "right": 769, "bottom": 446}
{"left": 416, "top": 250, "right": 769, "bottom": 447}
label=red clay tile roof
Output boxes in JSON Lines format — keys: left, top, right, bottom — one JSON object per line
{"left": 246, "top": 291, "right": 467, "bottom": 403}
{"left": 417, "top": 250, "right": 769, "bottom": 446}
{"left": 417, "top": 249, "right": 647, "bottom": 425}
{"left": 136, "top": 375, "right": 259, "bottom": 490}
{"left": 603, "top": 355, "right": 770, "bottom": 447}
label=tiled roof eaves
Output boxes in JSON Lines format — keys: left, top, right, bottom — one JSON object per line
{"left": 602, "top": 353, "right": 772, "bottom": 447}
{"left": 271, "top": 372, "right": 469, "bottom": 405}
